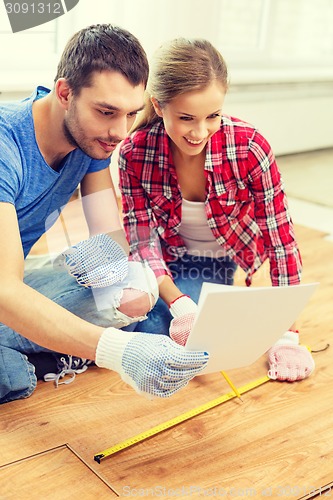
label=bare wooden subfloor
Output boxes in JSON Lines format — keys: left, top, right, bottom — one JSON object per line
{"left": 1, "top": 223, "right": 332, "bottom": 499}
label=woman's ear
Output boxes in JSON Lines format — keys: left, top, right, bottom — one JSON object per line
{"left": 151, "top": 96, "right": 163, "bottom": 117}
{"left": 55, "top": 78, "right": 72, "bottom": 110}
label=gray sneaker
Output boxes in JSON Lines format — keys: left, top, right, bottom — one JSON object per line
{"left": 44, "top": 355, "right": 94, "bottom": 387}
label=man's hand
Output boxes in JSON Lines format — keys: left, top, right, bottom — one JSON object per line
{"left": 267, "top": 330, "right": 315, "bottom": 381}
{"left": 169, "top": 295, "right": 198, "bottom": 346}
{"left": 56, "top": 233, "right": 128, "bottom": 288}
{"left": 95, "top": 328, "right": 209, "bottom": 397}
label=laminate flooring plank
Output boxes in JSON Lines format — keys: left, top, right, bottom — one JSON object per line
{"left": 0, "top": 361, "right": 267, "bottom": 466}
{"left": 0, "top": 445, "right": 117, "bottom": 499}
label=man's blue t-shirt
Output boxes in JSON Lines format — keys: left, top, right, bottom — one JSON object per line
{"left": 0, "top": 87, "right": 110, "bottom": 257}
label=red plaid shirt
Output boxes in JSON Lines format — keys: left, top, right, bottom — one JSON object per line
{"left": 119, "top": 116, "right": 302, "bottom": 286}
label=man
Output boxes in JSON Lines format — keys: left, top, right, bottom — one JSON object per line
{"left": 0, "top": 24, "right": 208, "bottom": 404}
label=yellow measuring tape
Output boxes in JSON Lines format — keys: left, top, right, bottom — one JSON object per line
{"left": 94, "top": 374, "right": 270, "bottom": 463}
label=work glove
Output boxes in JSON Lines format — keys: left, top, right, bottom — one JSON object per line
{"left": 56, "top": 233, "right": 128, "bottom": 288}
{"left": 95, "top": 328, "right": 209, "bottom": 398}
{"left": 267, "top": 330, "right": 315, "bottom": 382}
{"left": 169, "top": 295, "right": 198, "bottom": 346}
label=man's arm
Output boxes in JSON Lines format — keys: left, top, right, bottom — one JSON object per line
{"left": 80, "top": 168, "right": 129, "bottom": 254}
{"left": 79, "top": 167, "right": 154, "bottom": 316}
{"left": 0, "top": 202, "right": 104, "bottom": 358}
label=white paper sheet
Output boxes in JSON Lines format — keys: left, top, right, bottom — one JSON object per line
{"left": 185, "top": 282, "right": 318, "bottom": 374}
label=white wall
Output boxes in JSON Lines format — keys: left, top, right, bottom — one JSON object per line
{"left": 223, "top": 81, "right": 333, "bottom": 155}
{"left": 1, "top": 0, "right": 333, "bottom": 155}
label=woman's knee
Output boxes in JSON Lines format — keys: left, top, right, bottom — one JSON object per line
{"left": 93, "top": 262, "right": 159, "bottom": 328}
{"left": 113, "top": 263, "right": 159, "bottom": 324}
{"left": 118, "top": 288, "right": 152, "bottom": 318}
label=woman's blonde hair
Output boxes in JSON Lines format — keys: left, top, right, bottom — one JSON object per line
{"left": 132, "top": 38, "right": 228, "bottom": 132}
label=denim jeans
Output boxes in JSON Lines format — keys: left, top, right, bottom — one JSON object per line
{"left": 134, "top": 254, "right": 237, "bottom": 335}
{"left": 0, "top": 262, "right": 157, "bottom": 404}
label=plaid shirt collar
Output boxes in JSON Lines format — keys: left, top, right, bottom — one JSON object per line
{"left": 150, "top": 119, "right": 222, "bottom": 175}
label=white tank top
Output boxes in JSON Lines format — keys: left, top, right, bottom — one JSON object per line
{"left": 179, "top": 198, "right": 227, "bottom": 258}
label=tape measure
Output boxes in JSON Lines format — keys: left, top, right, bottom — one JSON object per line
{"left": 94, "top": 375, "right": 270, "bottom": 463}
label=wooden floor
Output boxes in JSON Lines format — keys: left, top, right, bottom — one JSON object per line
{"left": 1, "top": 223, "right": 333, "bottom": 498}
{"left": 0, "top": 227, "right": 333, "bottom": 500}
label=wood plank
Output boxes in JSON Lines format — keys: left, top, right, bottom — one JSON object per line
{"left": 0, "top": 445, "right": 117, "bottom": 498}
{"left": 0, "top": 361, "right": 268, "bottom": 466}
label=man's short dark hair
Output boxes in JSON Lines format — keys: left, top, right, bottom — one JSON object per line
{"left": 54, "top": 24, "right": 149, "bottom": 94}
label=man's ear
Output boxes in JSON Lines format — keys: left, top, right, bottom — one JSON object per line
{"left": 55, "top": 78, "right": 72, "bottom": 110}
{"left": 151, "top": 96, "right": 163, "bottom": 118}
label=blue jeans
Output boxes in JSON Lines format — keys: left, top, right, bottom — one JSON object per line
{"left": 0, "top": 262, "right": 155, "bottom": 404}
{"left": 134, "top": 254, "right": 237, "bottom": 335}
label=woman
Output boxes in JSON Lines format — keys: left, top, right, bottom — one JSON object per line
{"left": 118, "top": 38, "right": 314, "bottom": 382}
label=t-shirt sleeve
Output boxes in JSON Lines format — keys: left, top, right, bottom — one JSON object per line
{"left": 0, "top": 127, "right": 22, "bottom": 204}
